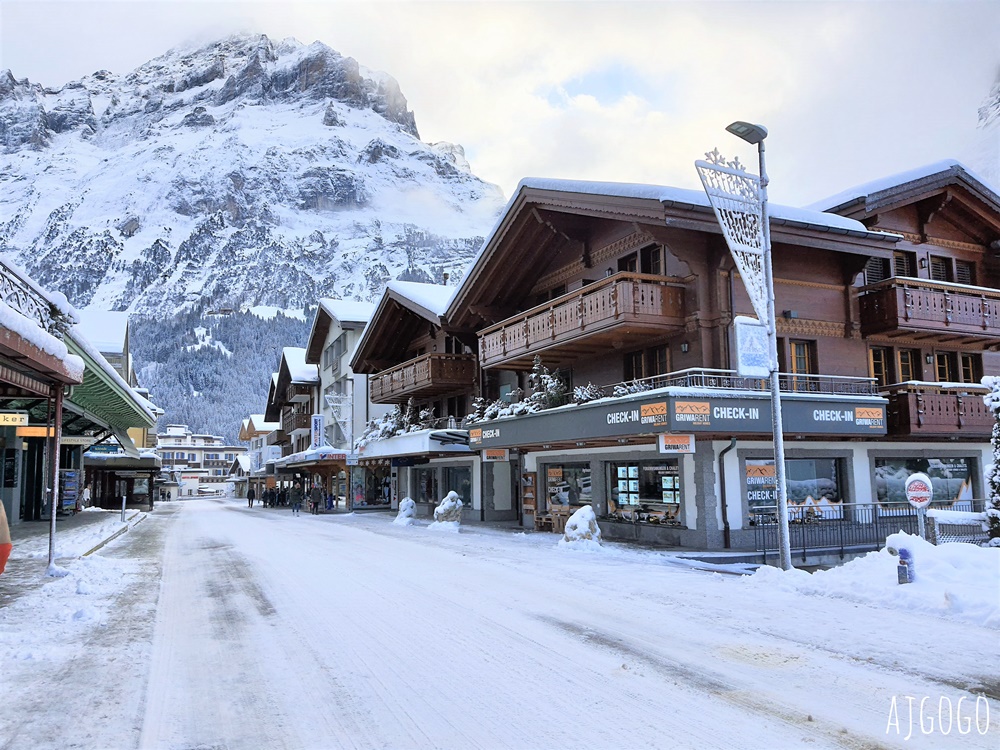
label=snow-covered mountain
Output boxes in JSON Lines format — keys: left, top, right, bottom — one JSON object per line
{"left": 0, "top": 33, "right": 506, "bottom": 315}
{"left": 971, "top": 68, "right": 1000, "bottom": 190}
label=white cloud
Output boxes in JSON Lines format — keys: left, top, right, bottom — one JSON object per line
{"left": 1, "top": 0, "right": 998, "bottom": 204}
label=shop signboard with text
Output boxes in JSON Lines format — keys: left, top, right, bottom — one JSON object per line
{"left": 469, "top": 393, "right": 887, "bottom": 449}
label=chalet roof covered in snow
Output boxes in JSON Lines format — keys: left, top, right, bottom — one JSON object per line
{"left": 317, "top": 299, "right": 375, "bottom": 325}
{"left": 74, "top": 309, "right": 128, "bottom": 355}
{"left": 808, "top": 160, "right": 1000, "bottom": 214}
{"left": 281, "top": 347, "right": 318, "bottom": 384}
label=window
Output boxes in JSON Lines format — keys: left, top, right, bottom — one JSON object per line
{"left": 188, "top": 453, "right": 196, "bottom": 462}
{"left": 897, "top": 349, "right": 918, "bottom": 383}
{"left": 640, "top": 245, "right": 662, "bottom": 276}
{"left": 869, "top": 347, "right": 891, "bottom": 387}
{"left": 960, "top": 353, "right": 982, "bottom": 384}
{"left": 444, "top": 466, "right": 472, "bottom": 507}
{"left": 413, "top": 467, "right": 437, "bottom": 504}
{"left": 935, "top": 352, "right": 956, "bottom": 382}
{"left": 874, "top": 457, "right": 975, "bottom": 512}
{"left": 608, "top": 460, "right": 681, "bottom": 516}
{"left": 162, "top": 452, "right": 173, "bottom": 460}
{"left": 545, "top": 463, "right": 591, "bottom": 509}
{"left": 929, "top": 255, "right": 952, "bottom": 283}
{"left": 617, "top": 253, "right": 638, "bottom": 273}
{"left": 864, "top": 257, "right": 890, "bottom": 285}
{"left": 745, "top": 458, "right": 843, "bottom": 519}
{"left": 624, "top": 345, "right": 669, "bottom": 381}
{"left": 893, "top": 252, "right": 915, "bottom": 278}
{"left": 955, "top": 260, "right": 975, "bottom": 286}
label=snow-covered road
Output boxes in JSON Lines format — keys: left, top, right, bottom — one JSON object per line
{"left": 1, "top": 498, "right": 997, "bottom": 749}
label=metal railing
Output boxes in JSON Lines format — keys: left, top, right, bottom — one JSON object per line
{"left": 608, "top": 368, "right": 879, "bottom": 397}
{"left": 751, "top": 500, "right": 986, "bottom": 562}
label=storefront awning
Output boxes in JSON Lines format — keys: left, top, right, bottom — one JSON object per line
{"left": 113, "top": 427, "right": 140, "bottom": 458}
{"left": 274, "top": 445, "right": 348, "bottom": 469}
{"left": 357, "top": 429, "right": 472, "bottom": 461}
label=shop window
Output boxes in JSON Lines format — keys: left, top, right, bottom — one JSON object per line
{"left": 897, "top": 349, "right": 918, "bottom": 382}
{"left": 745, "top": 458, "right": 843, "bottom": 521}
{"left": 869, "top": 347, "right": 891, "bottom": 388}
{"left": 545, "top": 463, "right": 591, "bottom": 509}
{"left": 352, "top": 466, "right": 392, "bottom": 507}
{"left": 874, "top": 457, "right": 974, "bottom": 512}
{"left": 608, "top": 460, "right": 681, "bottom": 520}
{"left": 443, "top": 466, "right": 472, "bottom": 506}
{"left": 413, "top": 466, "right": 437, "bottom": 504}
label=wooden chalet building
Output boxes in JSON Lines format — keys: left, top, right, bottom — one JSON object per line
{"left": 350, "top": 281, "right": 478, "bottom": 515}
{"left": 351, "top": 162, "right": 999, "bottom": 555}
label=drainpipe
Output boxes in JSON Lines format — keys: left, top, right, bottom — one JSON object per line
{"left": 718, "top": 438, "right": 736, "bottom": 549}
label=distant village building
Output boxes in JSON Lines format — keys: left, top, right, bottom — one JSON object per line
{"left": 155, "top": 424, "right": 246, "bottom": 497}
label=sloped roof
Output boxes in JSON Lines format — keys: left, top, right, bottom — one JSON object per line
{"left": 74, "top": 309, "right": 129, "bottom": 355}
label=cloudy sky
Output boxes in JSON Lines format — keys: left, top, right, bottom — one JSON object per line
{"left": 2, "top": 1, "right": 998, "bottom": 205}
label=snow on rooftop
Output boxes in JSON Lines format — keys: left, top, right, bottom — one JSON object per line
{"left": 386, "top": 280, "right": 455, "bottom": 318}
{"left": 74, "top": 309, "right": 128, "bottom": 354}
{"left": 518, "top": 177, "right": 872, "bottom": 234}
{"left": 282, "top": 347, "right": 318, "bottom": 383}
{"left": 806, "top": 159, "right": 986, "bottom": 212}
{"left": 318, "top": 298, "right": 375, "bottom": 324}
{"left": 0, "top": 300, "right": 85, "bottom": 382}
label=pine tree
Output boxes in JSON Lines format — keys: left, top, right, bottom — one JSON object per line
{"left": 983, "top": 375, "right": 1000, "bottom": 546}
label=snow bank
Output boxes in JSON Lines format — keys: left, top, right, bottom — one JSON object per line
{"left": 392, "top": 497, "right": 416, "bottom": 526}
{"left": 557, "top": 506, "right": 604, "bottom": 552}
{"left": 746, "top": 532, "right": 1000, "bottom": 628}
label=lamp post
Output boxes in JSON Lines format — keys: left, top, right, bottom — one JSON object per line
{"left": 696, "top": 121, "right": 792, "bottom": 570}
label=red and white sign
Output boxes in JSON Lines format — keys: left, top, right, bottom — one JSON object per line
{"left": 658, "top": 434, "right": 695, "bottom": 454}
{"left": 904, "top": 472, "right": 933, "bottom": 509}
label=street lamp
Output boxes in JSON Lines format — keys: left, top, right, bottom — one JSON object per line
{"left": 695, "top": 121, "right": 793, "bottom": 571}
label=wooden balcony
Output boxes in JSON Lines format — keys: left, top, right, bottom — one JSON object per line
{"left": 883, "top": 383, "right": 993, "bottom": 438}
{"left": 266, "top": 430, "right": 288, "bottom": 446}
{"left": 369, "top": 353, "right": 477, "bottom": 404}
{"left": 282, "top": 411, "right": 311, "bottom": 434}
{"left": 479, "top": 272, "right": 686, "bottom": 370}
{"left": 286, "top": 383, "right": 313, "bottom": 403}
{"left": 859, "top": 278, "right": 1000, "bottom": 346}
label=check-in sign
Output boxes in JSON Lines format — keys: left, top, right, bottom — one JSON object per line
{"left": 658, "top": 434, "right": 695, "bottom": 454}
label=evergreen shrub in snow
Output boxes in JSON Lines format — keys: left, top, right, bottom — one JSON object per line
{"left": 983, "top": 376, "right": 1000, "bottom": 547}
{"left": 612, "top": 380, "right": 652, "bottom": 398}
{"left": 573, "top": 382, "right": 605, "bottom": 404}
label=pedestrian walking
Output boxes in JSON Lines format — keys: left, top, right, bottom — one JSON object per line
{"left": 247, "top": 486, "right": 256, "bottom": 509}
{"left": 310, "top": 484, "right": 322, "bottom": 515}
{"left": 290, "top": 482, "right": 303, "bottom": 515}
{"left": 278, "top": 488, "right": 287, "bottom": 507}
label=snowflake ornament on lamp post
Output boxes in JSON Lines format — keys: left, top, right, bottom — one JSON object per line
{"left": 696, "top": 123, "right": 793, "bottom": 571}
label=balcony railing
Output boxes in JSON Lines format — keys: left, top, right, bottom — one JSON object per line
{"left": 266, "top": 430, "right": 288, "bottom": 446}
{"left": 881, "top": 381, "right": 993, "bottom": 437}
{"left": 479, "top": 272, "right": 686, "bottom": 369}
{"left": 282, "top": 411, "right": 311, "bottom": 434}
{"left": 859, "top": 277, "right": 1000, "bottom": 343}
{"left": 369, "top": 353, "right": 477, "bottom": 404}
{"left": 615, "top": 368, "right": 879, "bottom": 397}
{"left": 286, "top": 383, "right": 313, "bottom": 403}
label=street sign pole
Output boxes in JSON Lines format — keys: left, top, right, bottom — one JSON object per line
{"left": 696, "top": 125, "right": 793, "bottom": 571}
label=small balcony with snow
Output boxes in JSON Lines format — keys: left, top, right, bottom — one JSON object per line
{"left": 369, "top": 353, "right": 477, "bottom": 404}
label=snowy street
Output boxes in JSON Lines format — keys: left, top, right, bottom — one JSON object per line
{"left": 1, "top": 498, "right": 997, "bottom": 749}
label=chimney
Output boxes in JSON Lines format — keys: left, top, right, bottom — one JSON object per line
{"left": 442, "top": 272, "right": 450, "bottom": 285}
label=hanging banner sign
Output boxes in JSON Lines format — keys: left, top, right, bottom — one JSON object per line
{"left": 311, "top": 414, "right": 324, "bottom": 449}
{"left": 0, "top": 412, "right": 29, "bottom": 426}
{"left": 483, "top": 448, "right": 510, "bottom": 462}
{"left": 657, "top": 434, "right": 695, "bottom": 454}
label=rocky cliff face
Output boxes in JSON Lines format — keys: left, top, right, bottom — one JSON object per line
{"left": 0, "top": 33, "right": 505, "bottom": 315}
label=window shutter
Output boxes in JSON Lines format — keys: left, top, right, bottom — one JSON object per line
{"left": 864, "top": 257, "right": 889, "bottom": 285}
{"left": 930, "top": 256, "right": 951, "bottom": 282}
{"left": 955, "top": 261, "right": 974, "bottom": 286}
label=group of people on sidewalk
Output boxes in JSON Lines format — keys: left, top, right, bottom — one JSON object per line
{"left": 246, "top": 482, "right": 336, "bottom": 515}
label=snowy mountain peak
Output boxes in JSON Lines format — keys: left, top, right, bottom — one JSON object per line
{"left": 0, "top": 33, "right": 505, "bottom": 316}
